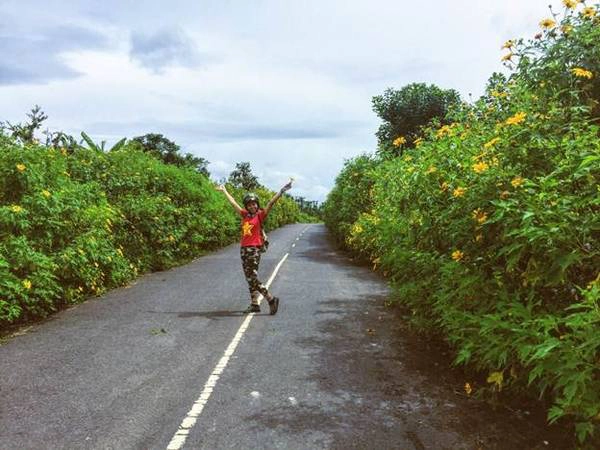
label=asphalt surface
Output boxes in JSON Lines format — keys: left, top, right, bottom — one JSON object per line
{"left": 0, "top": 224, "right": 573, "bottom": 449}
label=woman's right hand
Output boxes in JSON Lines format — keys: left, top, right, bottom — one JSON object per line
{"left": 281, "top": 178, "right": 293, "bottom": 192}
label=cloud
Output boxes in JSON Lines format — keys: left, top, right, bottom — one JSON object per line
{"left": 0, "top": 24, "right": 108, "bottom": 85}
{"left": 0, "top": 0, "right": 560, "bottom": 202}
{"left": 84, "top": 117, "right": 361, "bottom": 142}
{"left": 129, "top": 28, "right": 205, "bottom": 72}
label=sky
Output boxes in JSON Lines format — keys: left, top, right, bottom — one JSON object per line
{"left": 0, "top": 0, "right": 562, "bottom": 202}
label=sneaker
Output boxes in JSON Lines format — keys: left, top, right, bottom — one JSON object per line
{"left": 244, "top": 303, "right": 261, "bottom": 314}
{"left": 268, "top": 297, "right": 279, "bottom": 315}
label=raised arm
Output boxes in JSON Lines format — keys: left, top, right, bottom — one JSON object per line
{"left": 215, "top": 184, "right": 243, "bottom": 214}
{"left": 263, "top": 179, "right": 293, "bottom": 217}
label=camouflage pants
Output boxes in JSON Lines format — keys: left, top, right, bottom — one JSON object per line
{"left": 240, "top": 246, "right": 270, "bottom": 302}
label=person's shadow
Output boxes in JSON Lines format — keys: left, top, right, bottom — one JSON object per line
{"left": 178, "top": 310, "right": 245, "bottom": 318}
{"left": 145, "top": 310, "right": 270, "bottom": 319}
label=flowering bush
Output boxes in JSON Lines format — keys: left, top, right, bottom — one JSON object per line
{"left": 325, "top": 2, "right": 600, "bottom": 444}
{"left": 322, "top": 154, "right": 379, "bottom": 247}
{"left": 0, "top": 140, "right": 303, "bottom": 327}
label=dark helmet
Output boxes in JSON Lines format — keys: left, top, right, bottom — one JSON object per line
{"left": 243, "top": 193, "right": 260, "bottom": 208}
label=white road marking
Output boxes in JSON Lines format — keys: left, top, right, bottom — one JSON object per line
{"left": 292, "top": 244, "right": 296, "bottom": 248}
{"left": 166, "top": 251, "right": 290, "bottom": 450}
{"left": 250, "top": 391, "right": 260, "bottom": 398}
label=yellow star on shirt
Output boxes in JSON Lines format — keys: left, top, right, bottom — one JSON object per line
{"left": 242, "top": 222, "right": 254, "bottom": 237}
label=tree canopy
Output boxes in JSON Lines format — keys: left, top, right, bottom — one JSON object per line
{"left": 131, "top": 133, "right": 209, "bottom": 176}
{"left": 227, "top": 162, "right": 259, "bottom": 190}
{"left": 372, "top": 83, "right": 461, "bottom": 156}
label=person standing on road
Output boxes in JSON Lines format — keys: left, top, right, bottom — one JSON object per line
{"left": 216, "top": 180, "right": 293, "bottom": 315}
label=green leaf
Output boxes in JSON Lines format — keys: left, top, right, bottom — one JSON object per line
{"left": 547, "top": 405, "right": 564, "bottom": 424}
{"left": 575, "top": 422, "right": 595, "bottom": 444}
{"left": 81, "top": 132, "right": 100, "bottom": 152}
{"left": 528, "top": 339, "right": 560, "bottom": 362}
{"left": 110, "top": 138, "right": 127, "bottom": 152}
{"left": 487, "top": 371, "right": 504, "bottom": 390}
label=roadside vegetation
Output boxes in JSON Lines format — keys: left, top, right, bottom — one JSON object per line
{"left": 0, "top": 116, "right": 311, "bottom": 329}
{"left": 324, "top": 2, "right": 599, "bottom": 445}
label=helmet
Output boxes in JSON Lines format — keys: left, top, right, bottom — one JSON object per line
{"left": 243, "top": 193, "right": 260, "bottom": 208}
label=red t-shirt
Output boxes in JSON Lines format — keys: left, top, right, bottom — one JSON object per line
{"left": 240, "top": 209, "right": 267, "bottom": 247}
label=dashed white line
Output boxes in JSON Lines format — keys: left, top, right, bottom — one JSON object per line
{"left": 166, "top": 251, "right": 290, "bottom": 450}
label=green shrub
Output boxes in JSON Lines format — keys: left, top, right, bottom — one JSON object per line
{"left": 322, "top": 154, "right": 379, "bottom": 247}
{"left": 0, "top": 140, "right": 303, "bottom": 328}
{"left": 325, "top": 3, "right": 600, "bottom": 444}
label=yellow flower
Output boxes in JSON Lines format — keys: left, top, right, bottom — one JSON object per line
{"left": 562, "top": 0, "right": 577, "bottom": 8}
{"left": 571, "top": 67, "right": 593, "bottom": 79}
{"left": 505, "top": 112, "right": 526, "bottom": 126}
{"left": 475, "top": 233, "right": 483, "bottom": 242}
{"left": 347, "top": 223, "right": 364, "bottom": 246}
{"left": 42, "top": 190, "right": 51, "bottom": 198}
{"left": 414, "top": 138, "right": 424, "bottom": 147}
{"left": 464, "top": 382, "right": 473, "bottom": 395}
{"left": 539, "top": 18, "right": 556, "bottom": 29}
{"left": 436, "top": 125, "right": 453, "bottom": 138}
{"left": 393, "top": 136, "right": 407, "bottom": 147}
{"left": 472, "top": 161, "right": 489, "bottom": 174}
{"left": 22, "top": 280, "right": 32, "bottom": 290}
{"left": 501, "top": 40, "right": 514, "bottom": 49}
{"left": 501, "top": 53, "right": 513, "bottom": 62}
{"left": 10, "top": 205, "right": 23, "bottom": 213}
{"left": 453, "top": 187, "right": 467, "bottom": 198}
{"left": 490, "top": 90, "right": 508, "bottom": 99}
{"left": 471, "top": 208, "right": 488, "bottom": 224}
{"left": 16, "top": 163, "right": 26, "bottom": 172}
{"left": 561, "top": 24, "right": 574, "bottom": 34}
{"left": 426, "top": 166, "right": 437, "bottom": 174}
{"left": 452, "top": 250, "right": 464, "bottom": 261}
{"left": 582, "top": 6, "right": 596, "bottom": 17}
{"left": 168, "top": 235, "right": 175, "bottom": 242}
{"left": 511, "top": 176, "right": 525, "bottom": 188}
{"left": 484, "top": 137, "right": 501, "bottom": 149}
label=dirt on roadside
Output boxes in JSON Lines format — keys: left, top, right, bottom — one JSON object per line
{"left": 306, "top": 293, "right": 576, "bottom": 450}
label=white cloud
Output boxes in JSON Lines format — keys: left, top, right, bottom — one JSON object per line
{"left": 0, "top": 0, "right": 559, "bottom": 201}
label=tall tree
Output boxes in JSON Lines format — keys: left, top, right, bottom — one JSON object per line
{"left": 228, "top": 162, "right": 259, "bottom": 190}
{"left": 1, "top": 105, "right": 48, "bottom": 144}
{"left": 372, "top": 83, "right": 461, "bottom": 157}
{"left": 131, "top": 133, "right": 209, "bottom": 176}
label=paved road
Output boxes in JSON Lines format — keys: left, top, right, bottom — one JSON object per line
{"left": 0, "top": 224, "right": 570, "bottom": 449}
